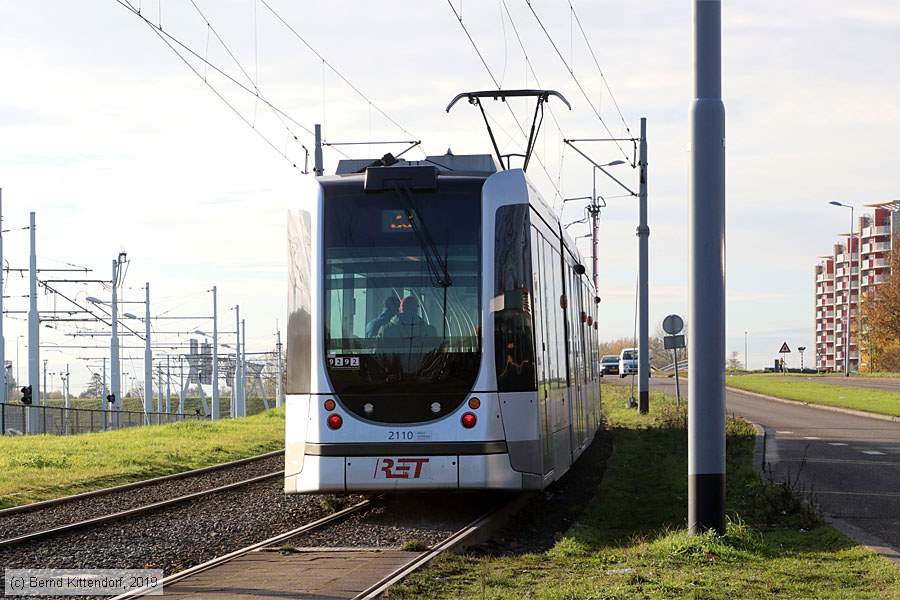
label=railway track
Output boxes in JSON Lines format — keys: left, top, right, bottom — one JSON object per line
{"left": 113, "top": 492, "right": 525, "bottom": 599}
{"left": 0, "top": 449, "right": 285, "bottom": 547}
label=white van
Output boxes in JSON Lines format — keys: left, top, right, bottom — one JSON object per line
{"left": 619, "top": 347, "right": 638, "bottom": 377}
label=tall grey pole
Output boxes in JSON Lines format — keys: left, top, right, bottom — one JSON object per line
{"left": 211, "top": 286, "right": 219, "bottom": 419}
{"left": 178, "top": 356, "right": 185, "bottom": 414}
{"left": 689, "top": 0, "right": 726, "bottom": 535}
{"left": 637, "top": 118, "right": 650, "bottom": 414}
{"left": 28, "top": 213, "right": 40, "bottom": 433}
{"left": 589, "top": 169, "right": 600, "bottom": 291}
{"left": 275, "top": 328, "right": 283, "bottom": 408}
{"left": 314, "top": 124, "right": 324, "bottom": 176}
{"left": 0, "top": 191, "right": 5, "bottom": 404}
{"left": 42, "top": 360, "right": 47, "bottom": 407}
{"left": 64, "top": 364, "right": 70, "bottom": 410}
{"left": 110, "top": 260, "right": 121, "bottom": 415}
{"left": 234, "top": 305, "right": 242, "bottom": 417}
{"left": 241, "top": 318, "right": 247, "bottom": 417}
{"left": 102, "top": 357, "right": 107, "bottom": 426}
{"left": 143, "top": 282, "right": 152, "bottom": 420}
{"left": 166, "top": 355, "right": 171, "bottom": 413}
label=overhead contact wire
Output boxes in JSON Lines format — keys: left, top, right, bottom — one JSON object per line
{"left": 525, "top": 0, "right": 631, "bottom": 162}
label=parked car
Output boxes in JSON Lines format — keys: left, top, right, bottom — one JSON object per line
{"left": 600, "top": 355, "right": 620, "bottom": 376}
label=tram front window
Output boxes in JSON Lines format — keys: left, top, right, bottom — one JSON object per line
{"left": 323, "top": 177, "right": 482, "bottom": 423}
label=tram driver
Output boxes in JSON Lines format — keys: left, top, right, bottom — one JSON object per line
{"left": 365, "top": 295, "right": 400, "bottom": 338}
{"left": 380, "top": 295, "right": 436, "bottom": 339}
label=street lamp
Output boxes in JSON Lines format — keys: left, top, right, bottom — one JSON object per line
{"left": 88, "top": 284, "right": 121, "bottom": 410}
{"left": 565, "top": 126, "right": 648, "bottom": 416}
{"left": 829, "top": 201, "right": 855, "bottom": 376}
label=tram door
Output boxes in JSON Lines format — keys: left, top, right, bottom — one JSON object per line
{"left": 530, "top": 226, "right": 554, "bottom": 479}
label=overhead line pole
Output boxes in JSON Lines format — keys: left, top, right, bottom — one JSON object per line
{"left": 212, "top": 286, "right": 219, "bottom": 420}
{"left": 28, "top": 213, "right": 40, "bottom": 433}
{"left": 564, "top": 130, "right": 649, "bottom": 414}
{"left": 0, "top": 191, "right": 5, "bottom": 404}
{"left": 689, "top": 0, "right": 727, "bottom": 535}
{"left": 110, "top": 259, "right": 121, "bottom": 416}
{"left": 143, "top": 282, "right": 152, "bottom": 421}
{"left": 637, "top": 118, "right": 650, "bottom": 415}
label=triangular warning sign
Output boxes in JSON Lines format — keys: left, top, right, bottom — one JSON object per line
{"left": 779, "top": 342, "right": 791, "bottom": 353}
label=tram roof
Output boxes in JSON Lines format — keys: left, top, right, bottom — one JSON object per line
{"left": 335, "top": 153, "right": 499, "bottom": 176}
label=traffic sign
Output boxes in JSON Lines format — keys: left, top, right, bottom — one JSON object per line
{"left": 662, "top": 314, "right": 684, "bottom": 335}
{"left": 779, "top": 342, "right": 791, "bottom": 354}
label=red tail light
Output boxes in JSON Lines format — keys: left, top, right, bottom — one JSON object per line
{"left": 461, "top": 412, "right": 477, "bottom": 428}
{"left": 327, "top": 414, "right": 343, "bottom": 430}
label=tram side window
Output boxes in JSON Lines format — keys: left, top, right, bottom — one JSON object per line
{"left": 566, "top": 266, "right": 580, "bottom": 389}
{"left": 494, "top": 205, "right": 536, "bottom": 392}
{"left": 554, "top": 248, "right": 567, "bottom": 388}
{"left": 530, "top": 229, "right": 548, "bottom": 394}
{"left": 540, "top": 234, "right": 557, "bottom": 389}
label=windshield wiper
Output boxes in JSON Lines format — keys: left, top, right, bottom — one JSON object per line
{"left": 392, "top": 182, "right": 452, "bottom": 289}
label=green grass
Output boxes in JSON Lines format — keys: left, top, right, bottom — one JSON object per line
{"left": 726, "top": 374, "right": 900, "bottom": 417}
{"left": 390, "top": 386, "right": 900, "bottom": 599}
{"left": 0, "top": 407, "right": 285, "bottom": 508}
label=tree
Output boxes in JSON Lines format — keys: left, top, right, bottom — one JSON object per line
{"left": 726, "top": 351, "right": 743, "bottom": 371}
{"left": 859, "top": 233, "right": 900, "bottom": 372}
{"left": 80, "top": 372, "right": 104, "bottom": 399}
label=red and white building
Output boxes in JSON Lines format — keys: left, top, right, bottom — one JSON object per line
{"left": 815, "top": 202, "right": 900, "bottom": 372}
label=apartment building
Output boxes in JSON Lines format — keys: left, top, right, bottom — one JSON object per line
{"left": 815, "top": 202, "right": 900, "bottom": 372}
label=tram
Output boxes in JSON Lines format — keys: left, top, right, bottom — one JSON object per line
{"left": 285, "top": 151, "right": 602, "bottom": 493}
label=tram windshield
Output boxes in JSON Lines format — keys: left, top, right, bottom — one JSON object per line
{"left": 323, "top": 176, "right": 482, "bottom": 423}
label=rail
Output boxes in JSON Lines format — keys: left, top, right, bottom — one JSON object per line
{"left": 0, "top": 470, "right": 283, "bottom": 550}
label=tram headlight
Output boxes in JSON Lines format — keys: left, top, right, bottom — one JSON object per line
{"left": 364, "top": 403, "right": 375, "bottom": 414}
{"left": 430, "top": 402, "right": 441, "bottom": 414}
{"left": 327, "top": 414, "right": 343, "bottom": 430}
{"left": 461, "top": 412, "right": 477, "bottom": 429}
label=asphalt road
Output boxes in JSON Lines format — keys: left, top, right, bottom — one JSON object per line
{"left": 611, "top": 375, "right": 900, "bottom": 563}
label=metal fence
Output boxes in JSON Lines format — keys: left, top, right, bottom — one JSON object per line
{"left": 1, "top": 403, "right": 205, "bottom": 436}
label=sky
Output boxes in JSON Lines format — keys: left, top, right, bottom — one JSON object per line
{"left": 1, "top": 1, "right": 899, "bottom": 393}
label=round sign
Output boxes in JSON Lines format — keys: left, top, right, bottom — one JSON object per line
{"left": 662, "top": 314, "right": 684, "bottom": 335}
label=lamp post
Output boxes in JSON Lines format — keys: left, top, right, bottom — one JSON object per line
{"left": 275, "top": 328, "right": 283, "bottom": 408}
{"left": 744, "top": 331, "right": 748, "bottom": 371}
{"left": 212, "top": 286, "right": 219, "bottom": 420}
{"left": 829, "top": 201, "right": 854, "bottom": 376}
{"left": 123, "top": 282, "right": 153, "bottom": 420}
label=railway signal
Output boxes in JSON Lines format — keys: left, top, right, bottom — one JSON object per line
{"left": 21, "top": 385, "right": 33, "bottom": 405}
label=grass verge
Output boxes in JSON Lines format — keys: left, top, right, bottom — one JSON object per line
{"left": 0, "top": 407, "right": 285, "bottom": 508}
{"left": 725, "top": 374, "right": 900, "bottom": 417}
{"left": 390, "top": 386, "right": 900, "bottom": 599}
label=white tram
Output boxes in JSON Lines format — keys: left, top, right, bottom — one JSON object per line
{"left": 285, "top": 152, "right": 602, "bottom": 493}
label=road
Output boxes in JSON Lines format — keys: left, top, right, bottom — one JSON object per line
{"left": 616, "top": 375, "right": 900, "bottom": 563}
